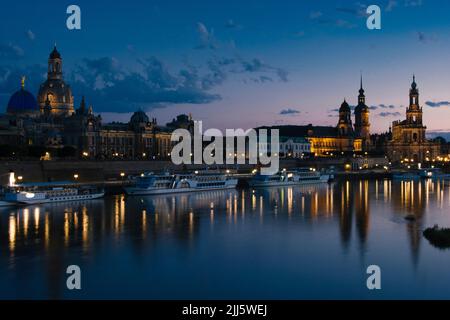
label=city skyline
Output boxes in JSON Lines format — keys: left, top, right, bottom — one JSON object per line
{"left": 2, "top": 1, "right": 450, "bottom": 136}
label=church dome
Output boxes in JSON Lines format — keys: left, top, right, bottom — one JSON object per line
{"left": 339, "top": 100, "right": 350, "bottom": 112}
{"left": 7, "top": 80, "right": 39, "bottom": 115}
{"left": 130, "top": 110, "right": 149, "bottom": 124}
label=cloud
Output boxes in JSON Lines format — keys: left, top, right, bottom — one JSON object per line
{"left": 26, "top": 30, "right": 35, "bottom": 41}
{"left": 387, "top": 0, "right": 422, "bottom": 12}
{"left": 370, "top": 104, "right": 401, "bottom": 110}
{"left": 378, "top": 111, "right": 401, "bottom": 117}
{"left": 310, "top": 11, "right": 323, "bottom": 19}
{"left": 0, "top": 43, "right": 24, "bottom": 59}
{"left": 416, "top": 31, "right": 437, "bottom": 43}
{"left": 295, "top": 31, "right": 306, "bottom": 37}
{"left": 225, "top": 19, "right": 241, "bottom": 30}
{"left": 405, "top": 0, "right": 423, "bottom": 7}
{"left": 425, "top": 101, "right": 450, "bottom": 108}
{"left": 335, "top": 4, "right": 367, "bottom": 18}
{"left": 241, "top": 58, "right": 288, "bottom": 82}
{"left": 68, "top": 56, "right": 222, "bottom": 112}
{"left": 315, "top": 17, "right": 356, "bottom": 29}
{"left": 195, "top": 22, "right": 218, "bottom": 50}
{"left": 386, "top": 0, "right": 398, "bottom": 11}
{"left": 379, "top": 104, "right": 397, "bottom": 109}
{"left": 279, "top": 108, "right": 300, "bottom": 116}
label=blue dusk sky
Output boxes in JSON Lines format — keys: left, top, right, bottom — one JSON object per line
{"left": 1, "top": 0, "right": 450, "bottom": 134}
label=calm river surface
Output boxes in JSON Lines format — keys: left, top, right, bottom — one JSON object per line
{"left": 1, "top": 179, "right": 450, "bottom": 299}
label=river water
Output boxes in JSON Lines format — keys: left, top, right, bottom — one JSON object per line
{"left": 1, "top": 179, "right": 450, "bottom": 299}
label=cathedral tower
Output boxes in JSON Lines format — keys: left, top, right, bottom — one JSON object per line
{"left": 337, "top": 99, "right": 353, "bottom": 136}
{"left": 37, "top": 45, "right": 74, "bottom": 117}
{"left": 406, "top": 75, "right": 423, "bottom": 126}
{"left": 354, "top": 75, "right": 370, "bottom": 149}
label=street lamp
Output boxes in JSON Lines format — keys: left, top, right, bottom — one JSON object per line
{"left": 73, "top": 174, "right": 79, "bottom": 180}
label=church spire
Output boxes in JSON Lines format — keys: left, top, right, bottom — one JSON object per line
{"left": 358, "top": 74, "right": 365, "bottom": 105}
{"left": 79, "top": 96, "right": 86, "bottom": 114}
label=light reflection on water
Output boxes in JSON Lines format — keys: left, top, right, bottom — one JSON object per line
{"left": 1, "top": 179, "right": 450, "bottom": 299}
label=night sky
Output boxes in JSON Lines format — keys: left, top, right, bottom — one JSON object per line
{"left": 1, "top": 0, "right": 450, "bottom": 135}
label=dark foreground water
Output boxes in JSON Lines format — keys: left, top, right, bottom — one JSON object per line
{"left": 1, "top": 179, "right": 450, "bottom": 299}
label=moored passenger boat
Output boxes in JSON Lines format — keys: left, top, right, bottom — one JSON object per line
{"left": 248, "top": 168, "right": 330, "bottom": 188}
{"left": 125, "top": 171, "right": 238, "bottom": 195}
{"left": 3, "top": 181, "right": 104, "bottom": 205}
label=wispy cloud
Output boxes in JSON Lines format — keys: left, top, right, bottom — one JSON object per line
{"left": 309, "top": 11, "right": 323, "bottom": 19}
{"left": 405, "top": 0, "right": 423, "bottom": 7}
{"left": 370, "top": 104, "right": 402, "bottom": 110}
{"left": 0, "top": 43, "right": 24, "bottom": 59}
{"left": 195, "top": 22, "right": 218, "bottom": 50}
{"left": 335, "top": 3, "right": 367, "bottom": 18}
{"left": 26, "top": 30, "right": 35, "bottom": 41}
{"left": 416, "top": 31, "right": 437, "bottom": 43}
{"left": 425, "top": 101, "right": 450, "bottom": 108}
{"left": 279, "top": 108, "right": 301, "bottom": 116}
{"left": 241, "top": 58, "right": 288, "bottom": 82}
{"left": 378, "top": 111, "right": 401, "bottom": 117}
{"left": 225, "top": 19, "right": 242, "bottom": 30}
{"left": 386, "top": 0, "right": 398, "bottom": 12}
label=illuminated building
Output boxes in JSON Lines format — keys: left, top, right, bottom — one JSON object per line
{"left": 386, "top": 76, "right": 440, "bottom": 163}
{"left": 0, "top": 46, "right": 190, "bottom": 159}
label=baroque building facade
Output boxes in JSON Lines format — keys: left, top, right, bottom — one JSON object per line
{"left": 0, "top": 46, "right": 192, "bottom": 160}
{"left": 258, "top": 78, "right": 370, "bottom": 156}
{"left": 386, "top": 76, "right": 440, "bottom": 163}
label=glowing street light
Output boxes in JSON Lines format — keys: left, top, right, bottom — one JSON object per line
{"left": 73, "top": 174, "right": 79, "bottom": 179}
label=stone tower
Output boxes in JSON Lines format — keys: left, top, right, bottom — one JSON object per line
{"left": 354, "top": 75, "right": 370, "bottom": 149}
{"left": 37, "top": 45, "right": 74, "bottom": 116}
{"left": 337, "top": 99, "right": 353, "bottom": 136}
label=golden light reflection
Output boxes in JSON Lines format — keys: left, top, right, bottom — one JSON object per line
{"left": 287, "top": 188, "right": 293, "bottom": 216}
{"left": 301, "top": 196, "right": 305, "bottom": 215}
{"left": 9, "top": 215, "right": 16, "bottom": 253}
{"left": 23, "top": 208, "right": 29, "bottom": 237}
{"left": 64, "top": 212, "right": 69, "bottom": 246}
{"left": 189, "top": 211, "right": 194, "bottom": 236}
{"left": 34, "top": 207, "right": 40, "bottom": 232}
{"left": 142, "top": 210, "right": 147, "bottom": 236}
{"left": 44, "top": 213, "right": 49, "bottom": 249}
{"left": 82, "top": 206, "right": 89, "bottom": 248}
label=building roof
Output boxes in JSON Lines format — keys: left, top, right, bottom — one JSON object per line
{"left": 130, "top": 110, "right": 149, "bottom": 124}
{"left": 257, "top": 125, "right": 339, "bottom": 138}
{"left": 339, "top": 100, "right": 351, "bottom": 112}
{"left": 7, "top": 87, "right": 39, "bottom": 114}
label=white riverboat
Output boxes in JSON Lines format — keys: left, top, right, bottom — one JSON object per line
{"left": 248, "top": 168, "right": 331, "bottom": 188}
{"left": 125, "top": 171, "right": 238, "bottom": 195}
{"left": 3, "top": 181, "right": 104, "bottom": 205}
